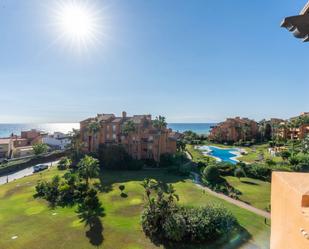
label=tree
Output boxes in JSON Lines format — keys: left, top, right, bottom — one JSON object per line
{"left": 119, "top": 185, "right": 125, "bottom": 193}
{"left": 57, "top": 157, "right": 72, "bottom": 170}
{"left": 234, "top": 168, "right": 245, "bottom": 180}
{"left": 202, "top": 165, "right": 220, "bottom": 184}
{"left": 76, "top": 188, "right": 105, "bottom": 227}
{"left": 176, "top": 140, "right": 186, "bottom": 151}
{"left": 97, "top": 144, "right": 132, "bottom": 170}
{"left": 280, "top": 150, "right": 291, "bottom": 161}
{"left": 302, "top": 135, "right": 309, "bottom": 154}
{"left": 32, "top": 143, "right": 49, "bottom": 156}
{"left": 122, "top": 120, "right": 136, "bottom": 135}
{"left": 69, "top": 129, "right": 84, "bottom": 163}
{"left": 77, "top": 156, "right": 100, "bottom": 187}
{"left": 87, "top": 120, "right": 100, "bottom": 151}
{"left": 152, "top": 116, "right": 167, "bottom": 130}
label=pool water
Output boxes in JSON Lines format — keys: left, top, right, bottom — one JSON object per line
{"left": 198, "top": 145, "right": 239, "bottom": 164}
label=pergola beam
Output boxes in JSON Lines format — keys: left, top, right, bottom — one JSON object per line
{"left": 300, "top": 0, "right": 309, "bottom": 15}
{"left": 281, "top": 1, "right": 309, "bottom": 42}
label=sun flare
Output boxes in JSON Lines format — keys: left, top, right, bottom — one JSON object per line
{"left": 52, "top": 0, "right": 104, "bottom": 53}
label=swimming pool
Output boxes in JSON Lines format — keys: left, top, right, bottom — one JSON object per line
{"left": 197, "top": 145, "right": 240, "bottom": 164}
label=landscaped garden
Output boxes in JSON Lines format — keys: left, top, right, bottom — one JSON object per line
{"left": 0, "top": 166, "right": 270, "bottom": 249}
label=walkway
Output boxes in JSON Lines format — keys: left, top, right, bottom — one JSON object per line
{"left": 191, "top": 172, "right": 271, "bottom": 219}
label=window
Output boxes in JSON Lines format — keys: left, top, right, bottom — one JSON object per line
{"left": 106, "top": 134, "right": 110, "bottom": 139}
{"left": 113, "top": 125, "right": 116, "bottom": 132}
{"left": 112, "top": 134, "right": 116, "bottom": 139}
{"left": 302, "top": 194, "right": 309, "bottom": 208}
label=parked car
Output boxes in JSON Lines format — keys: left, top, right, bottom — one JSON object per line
{"left": 33, "top": 164, "right": 49, "bottom": 173}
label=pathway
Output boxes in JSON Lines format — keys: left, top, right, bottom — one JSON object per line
{"left": 191, "top": 172, "right": 271, "bottom": 219}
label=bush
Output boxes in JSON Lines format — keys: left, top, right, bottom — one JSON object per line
{"left": 162, "top": 212, "right": 186, "bottom": 241}
{"left": 97, "top": 144, "right": 133, "bottom": 170}
{"left": 128, "top": 159, "right": 144, "bottom": 170}
{"left": 243, "top": 163, "right": 272, "bottom": 181}
{"left": 202, "top": 165, "right": 220, "bottom": 184}
{"left": 234, "top": 168, "right": 245, "bottom": 179}
{"left": 141, "top": 182, "right": 238, "bottom": 243}
{"left": 57, "top": 157, "right": 72, "bottom": 170}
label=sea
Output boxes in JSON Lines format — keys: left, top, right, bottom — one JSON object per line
{"left": 0, "top": 123, "right": 215, "bottom": 138}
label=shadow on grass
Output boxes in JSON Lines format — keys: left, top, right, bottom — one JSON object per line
{"left": 85, "top": 217, "right": 104, "bottom": 246}
{"left": 146, "top": 225, "right": 251, "bottom": 249}
{"left": 240, "top": 180, "right": 259, "bottom": 186}
{"left": 97, "top": 169, "right": 188, "bottom": 194}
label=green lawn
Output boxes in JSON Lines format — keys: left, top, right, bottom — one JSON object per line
{"left": 200, "top": 141, "right": 283, "bottom": 164}
{"left": 0, "top": 167, "right": 270, "bottom": 249}
{"left": 224, "top": 176, "right": 271, "bottom": 211}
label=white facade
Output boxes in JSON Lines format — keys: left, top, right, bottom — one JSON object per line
{"left": 42, "top": 132, "right": 70, "bottom": 150}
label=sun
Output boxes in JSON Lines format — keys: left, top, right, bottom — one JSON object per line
{"left": 52, "top": 0, "right": 104, "bottom": 54}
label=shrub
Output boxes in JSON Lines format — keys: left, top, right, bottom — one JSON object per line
{"left": 141, "top": 182, "right": 237, "bottom": 243}
{"left": 162, "top": 212, "right": 186, "bottom": 241}
{"left": 33, "top": 143, "right": 49, "bottom": 156}
{"left": 159, "top": 153, "right": 174, "bottom": 168}
{"left": 97, "top": 144, "right": 132, "bottom": 170}
{"left": 57, "top": 157, "right": 72, "bottom": 170}
{"left": 234, "top": 167, "right": 245, "bottom": 179}
{"left": 202, "top": 165, "right": 220, "bottom": 184}
{"left": 119, "top": 185, "right": 125, "bottom": 192}
{"left": 128, "top": 159, "right": 144, "bottom": 170}
{"left": 178, "top": 162, "right": 192, "bottom": 176}
{"left": 243, "top": 163, "right": 271, "bottom": 181}
{"left": 280, "top": 150, "right": 291, "bottom": 160}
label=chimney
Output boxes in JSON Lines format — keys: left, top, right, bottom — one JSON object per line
{"left": 122, "top": 111, "right": 127, "bottom": 118}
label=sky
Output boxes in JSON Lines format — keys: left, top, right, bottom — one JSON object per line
{"left": 0, "top": 0, "right": 309, "bottom": 123}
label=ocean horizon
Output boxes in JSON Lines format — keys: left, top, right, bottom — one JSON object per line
{"left": 0, "top": 123, "right": 215, "bottom": 138}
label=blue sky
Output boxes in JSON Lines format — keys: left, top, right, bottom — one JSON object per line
{"left": 0, "top": 0, "right": 308, "bottom": 123}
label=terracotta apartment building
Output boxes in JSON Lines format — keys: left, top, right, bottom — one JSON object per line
{"left": 276, "top": 112, "right": 309, "bottom": 140}
{"left": 80, "top": 112, "right": 179, "bottom": 161}
{"left": 271, "top": 172, "right": 309, "bottom": 249}
{"left": 208, "top": 117, "right": 258, "bottom": 143}
{"left": 0, "top": 129, "right": 43, "bottom": 159}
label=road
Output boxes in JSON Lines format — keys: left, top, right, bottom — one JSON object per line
{"left": 0, "top": 160, "right": 59, "bottom": 185}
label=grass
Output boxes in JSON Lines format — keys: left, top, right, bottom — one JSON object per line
{"left": 224, "top": 176, "right": 271, "bottom": 211}
{"left": 200, "top": 141, "right": 283, "bottom": 164}
{"left": 0, "top": 167, "right": 270, "bottom": 249}
{"left": 186, "top": 144, "right": 215, "bottom": 163}
{"left": 188, "top": 142, "right": 271, "bottom": 211}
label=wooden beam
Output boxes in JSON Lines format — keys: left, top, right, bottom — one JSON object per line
{"left": 300, "top": 0, "right": 309, "bottom": 15}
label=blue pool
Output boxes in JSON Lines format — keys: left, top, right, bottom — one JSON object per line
{"left": 198, "top": 146, "right": 240, "bottom": 164}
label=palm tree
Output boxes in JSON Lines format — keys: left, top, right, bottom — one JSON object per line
{"left": 141, "top": 178, "right": 157, "bottom": 205}
{"left": 122, "top": 120, "right": 136, "bottom": 135}
{"left": 87, "top": 121, "right": 100, "bottom": 151}
{"left": 287, "top": 119, "right": 298, "bottom": 155}
{"left": 69, "top": 129, "right": 84, "bottom": 162}
{"left": 152, "top": 116, "right": 167, "bottom": 130}
{"left": 165, "top": 184, "right": 179, "bottom": 204}
{"left": 77, "top": 156, "right": 100, "bottom": 187}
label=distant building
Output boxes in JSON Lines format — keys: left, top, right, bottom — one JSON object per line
{"left": 271, "top": 172, "right": 309, "bottom": 249}
{"left": 43, "top": 132, "right": 70, "bottom": 150}
{"left": 208, "top": 117, "right": 258, "bottom": 143}
{"left": 80, "top": 111, "right": 179, "bottom": 161}
{"left": 0, "top": 138, "right": 14, "bottom": 160}
{"left": 0, "top": 129, "right": 44, "bottom": 159}
{"left": 276, "top": 112, "right": 309, "bottom": 140}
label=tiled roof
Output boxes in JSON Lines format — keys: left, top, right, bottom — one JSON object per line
{"left": 111, "top": 117, "right": 123, "bottom": 123}
{"left": 0, "top": 138, "right": 11, "bottom": 144}
{"left": 97, "top": 114, "right": 115, "bottom": 121}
